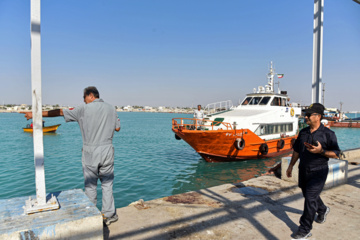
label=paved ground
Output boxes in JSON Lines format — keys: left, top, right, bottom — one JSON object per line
{"left": 105, "top": 159, "right": 360, "bottom": 240}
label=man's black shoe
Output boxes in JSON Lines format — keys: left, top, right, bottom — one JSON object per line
{"left": 315, "top": 207, "right": 330, "bottom": 224}
{"left": 292, "top": 231, "right": 312, "bottom": 239}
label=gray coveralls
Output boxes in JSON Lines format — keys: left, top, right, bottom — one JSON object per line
{"left": 63, "top": 99, "right": 120, "bottom": 218}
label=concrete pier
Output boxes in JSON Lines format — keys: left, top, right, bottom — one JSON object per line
{"left": 1, "top": 152, "right": 359, "bottom": 239}
{"left": 106, "top": 157, "right": 360, "bottom": 240}
{"left": 0, "top": 189, "right": 103, "bottom": 240}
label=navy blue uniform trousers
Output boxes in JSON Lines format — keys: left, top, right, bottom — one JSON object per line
{"left": 298, "top": 166, "right": 329, "bottom": 233}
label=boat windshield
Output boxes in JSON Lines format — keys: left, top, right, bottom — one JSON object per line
{"left": 241, "top": 97, "right": 252, "bottom": 105}
{"left": 249, "top": 97, "right": 262, "bottom": 105}
{"left": 259, "top": 97, "right": 271, "bottom": 105}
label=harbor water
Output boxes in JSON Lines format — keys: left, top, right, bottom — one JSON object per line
{"left": 0, "top": 112, "right": 359, "bottom": 209}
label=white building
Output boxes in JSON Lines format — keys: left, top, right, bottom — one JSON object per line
{"left": 123, "top": 105, "right": 133, "bottom": 111}
{"left": 144, "top": 106, "right": 152, "bottom": 111}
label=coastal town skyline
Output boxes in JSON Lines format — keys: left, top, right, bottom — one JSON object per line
{"left": 1, "top": 1, "right": 359, "bottom": 111}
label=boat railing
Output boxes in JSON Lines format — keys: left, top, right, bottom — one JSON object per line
{"left": 204, "top": 100, "right": 233, "bottom": 115}
{"left": 172, "top": 118, "right": 233, "bottom": 131}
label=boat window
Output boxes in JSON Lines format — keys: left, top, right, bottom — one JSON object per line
{"left": 241, "top": 97, "right": 252, "bottom": 105}
{"left": 271, "top": 97, "right": 282, "bottom": 106}
{"left": 281, "top": 98, "right": 287, "bottom": 106}
{"left": 249, "top": 97, "right": 262, "bottom": 105}
{"left": 259, "top": 97, "right": 271, "bottom": 105}
{"left": 254, "top": 123, "right": 294, "bottom": 136}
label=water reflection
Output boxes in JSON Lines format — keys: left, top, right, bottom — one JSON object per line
{"left": 172, "top": 156, "right": 283, "bottom": 195}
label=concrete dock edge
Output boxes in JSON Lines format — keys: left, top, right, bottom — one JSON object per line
{"left": 0, "top": 189, "right": 103, "bottom": 240}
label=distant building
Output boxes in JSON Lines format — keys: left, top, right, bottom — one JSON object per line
{"left": 144, "top": 106, "right": 152, "bottom": 111}
{"left": 123, "top": 105, "right": 133, "bottom": 111}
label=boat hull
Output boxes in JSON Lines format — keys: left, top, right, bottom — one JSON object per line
{"left": 23, "top": 124, "right": 61, "bottom": 133}
{"left": 173, "top": 127, "right": 296, "bottom": 162}
{"left": 328, "top": 121, "right": 360, "bottom": 128}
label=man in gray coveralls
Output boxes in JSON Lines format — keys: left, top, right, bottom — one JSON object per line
{"left": 22, "top": 86, "right": 120, "bottom": 226}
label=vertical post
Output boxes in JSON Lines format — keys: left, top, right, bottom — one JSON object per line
{"left": 312, "top": 0, "right": 324, "bottom": 103}
{"left": 322, "top": 82, "right": 325, "bottom": 105}
{"left": 31, "top": 0, "right": 46, "bottom": 205}
{"left": 25, "top": 0, "right": 59, "bottom": 214}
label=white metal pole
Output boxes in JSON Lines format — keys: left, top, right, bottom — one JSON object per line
{"left": 31, "top": 0, "right": 46, "bottom": 206}
{"left": 312, "top": 0, "right": 324, "bottom": 104}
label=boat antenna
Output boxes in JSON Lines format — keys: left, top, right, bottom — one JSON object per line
{"left": 275, "top": 80, "right": 280, "bottom": 93}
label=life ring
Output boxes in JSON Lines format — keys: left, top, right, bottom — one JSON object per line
{"left": 259, "top": 143, "right": 269, "bottom": 155}
{"left": 290, "top": 108, "right": 295, "bottom": 117}
{"left": 277, "top": 139, "right": 285, "bottom": 149}
{"left": 291, "top": 138, "right": 296, "bottom": 148}
{"left": 175, "top": 134, "right": 181, "bottom": 140}
{"left": 234, "top": 138, "right": 245, "bottom": 150}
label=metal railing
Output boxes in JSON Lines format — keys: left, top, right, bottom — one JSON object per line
{"left": 204, "top": 100, "right": 233, "bottom": 115}
{"left": 172, "top": 118, "right": 233, "bottom": 131}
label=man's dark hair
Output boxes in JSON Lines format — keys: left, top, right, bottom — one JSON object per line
{"left": 84, "top": 86, "right": 100, "bottom": 98}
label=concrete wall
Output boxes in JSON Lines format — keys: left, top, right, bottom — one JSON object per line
{"left": 281, "top": 157, "right": 348, "bottom": 189}
{"left": 324, "top": 159, "right": 348, "bottom": 189}
{"left": 0, "top": 189, "right": 103, "bottom": 240}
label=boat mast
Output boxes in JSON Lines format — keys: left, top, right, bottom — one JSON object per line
{"left": 267, "top": 61, "right": 275, "bottom": 93}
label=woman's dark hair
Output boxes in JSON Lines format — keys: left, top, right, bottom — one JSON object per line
{"left": 84, "top": 86, "right": 100, "bottom": 98}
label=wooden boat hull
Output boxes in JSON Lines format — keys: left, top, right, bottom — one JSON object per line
{"left": 328, "top": 121, "right": 360, "bottom": 128}
{"left": 23, "top": 124, "right": 61, "bottom": 133}
{"left": 173, "top": 126, "right": 296, "bottom": 162}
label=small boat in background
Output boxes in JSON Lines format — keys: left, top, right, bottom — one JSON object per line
{"left": 323, "top": 109, "right": 360, "bottom": 128}
{"left": 324, "top": 108, "right": 348, "bottom": 122}
{"left": 23, "top": 124, "right": 61, "bottom": 133}
{"left": 328, "top": 121, "right": 360, "bottom": 128}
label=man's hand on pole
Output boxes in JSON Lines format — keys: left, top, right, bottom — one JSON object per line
{"left": 20, "top": 112, "right": 33, "bottom": 120}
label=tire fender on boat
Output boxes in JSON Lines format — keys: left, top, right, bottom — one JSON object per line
{"left": 235, "top": 138, "right": 245, "bottom": 150}
{"left": 259, "top": 143, "right": 269, "bottom": 155}
{"left": 277, "top": 139, "right": 285, "bottom": 149}
{"left": 175, "top": 134, "right": 181, "bottom": 140}
{"left": 291, "top": 138, "right": 296, "bottom": 148}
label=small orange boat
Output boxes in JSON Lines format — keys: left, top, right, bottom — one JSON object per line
{"left": 172, "top": 62, "right": 301, "bottom": 162}
{"left": 23, "top": 124, "right": 61, "bottom": 133}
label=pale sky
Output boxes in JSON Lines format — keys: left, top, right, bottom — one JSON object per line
{"left": 0, "top": 1, "right": 359, "bottom": 110}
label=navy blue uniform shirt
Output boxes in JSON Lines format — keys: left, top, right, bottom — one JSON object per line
{"left": 293, "top": 124, "right": 340, "bottom": 169}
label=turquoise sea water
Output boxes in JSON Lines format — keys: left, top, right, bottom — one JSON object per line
{"left": 346, "top": 112, "right": 360, "bottom": 120}
{"left": 0, "top": 112, "right": 359, "bottom": 210}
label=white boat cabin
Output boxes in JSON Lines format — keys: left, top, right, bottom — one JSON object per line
{"left": 205, "top": 92, "right": 301, "bottom": 141}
